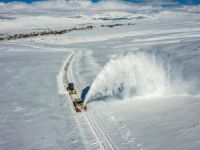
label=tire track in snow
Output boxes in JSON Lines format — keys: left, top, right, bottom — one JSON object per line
{"left": 62, "top": 51, "right": 117, "bottom": 150}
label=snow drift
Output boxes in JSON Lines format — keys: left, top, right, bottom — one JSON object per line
{"left": 85, "top": 50, "right": 195, "bottom": 103}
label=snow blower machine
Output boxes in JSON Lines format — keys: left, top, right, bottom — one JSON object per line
{"left": 67, "top": 83, "right": 87, "bottom": 112}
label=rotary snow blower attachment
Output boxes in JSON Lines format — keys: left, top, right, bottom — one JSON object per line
{"left": 67, "top": 83, "right": 87, "bottom": 112}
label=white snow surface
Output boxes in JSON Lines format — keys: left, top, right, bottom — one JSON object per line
{"left": 0, "top": 0, "right": 200, "bottom": 150}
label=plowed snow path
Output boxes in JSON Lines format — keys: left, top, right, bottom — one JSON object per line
{"left": 62, "top": 51, "right": 117, "bottom": 150}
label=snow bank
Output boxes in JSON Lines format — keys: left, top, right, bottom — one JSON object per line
{"left": 57, "top": 52, "right": 74, "bottom": 95}
{"left": 86, "top": 51, "right": 196, "bottom": 103}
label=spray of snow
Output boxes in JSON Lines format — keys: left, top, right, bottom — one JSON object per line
{"left": 85, "top": 51, "right": 195, "bottom": 103}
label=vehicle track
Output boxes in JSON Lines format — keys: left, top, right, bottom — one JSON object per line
{"left": 62, "top": 51, "right": 117, "bottom": 150}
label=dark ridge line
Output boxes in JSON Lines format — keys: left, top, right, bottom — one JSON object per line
{"left": 0, "top": 25, "right": 93, "bottom": 41}
{"left": 101, "top": 23, "right": 135, "bottom": 28}
{"left": 0, "top": 23, "right": 135, "bottom": 41}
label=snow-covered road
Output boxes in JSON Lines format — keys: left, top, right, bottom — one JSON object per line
{"left": 62, "top": 51, "right": 120, "bottom": 150}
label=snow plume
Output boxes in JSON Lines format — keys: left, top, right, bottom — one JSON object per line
{"left": 85, "top": 51, "right": 195, "bottom": 103}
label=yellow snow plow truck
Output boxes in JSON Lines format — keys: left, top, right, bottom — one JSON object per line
{"left": 67, "top": 83, "right": 87, "bottom": 112}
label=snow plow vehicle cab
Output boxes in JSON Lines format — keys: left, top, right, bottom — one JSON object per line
{"left": 67, "top": 83, "right": 77, "bottom": 95}
{"left": 67, "top": 83, "right": 74, "bottom": 90}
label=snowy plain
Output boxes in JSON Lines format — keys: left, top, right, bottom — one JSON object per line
{"left": 0, "top": 0, "right": 200, "bottom": 150}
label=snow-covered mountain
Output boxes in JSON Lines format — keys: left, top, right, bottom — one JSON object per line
{"left": 0, "top": 0, "right": 200, "bottom": 150}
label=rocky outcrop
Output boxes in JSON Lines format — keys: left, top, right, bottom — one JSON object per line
{"left": 0, "top": 23, "right": 134, "bottom": 41}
